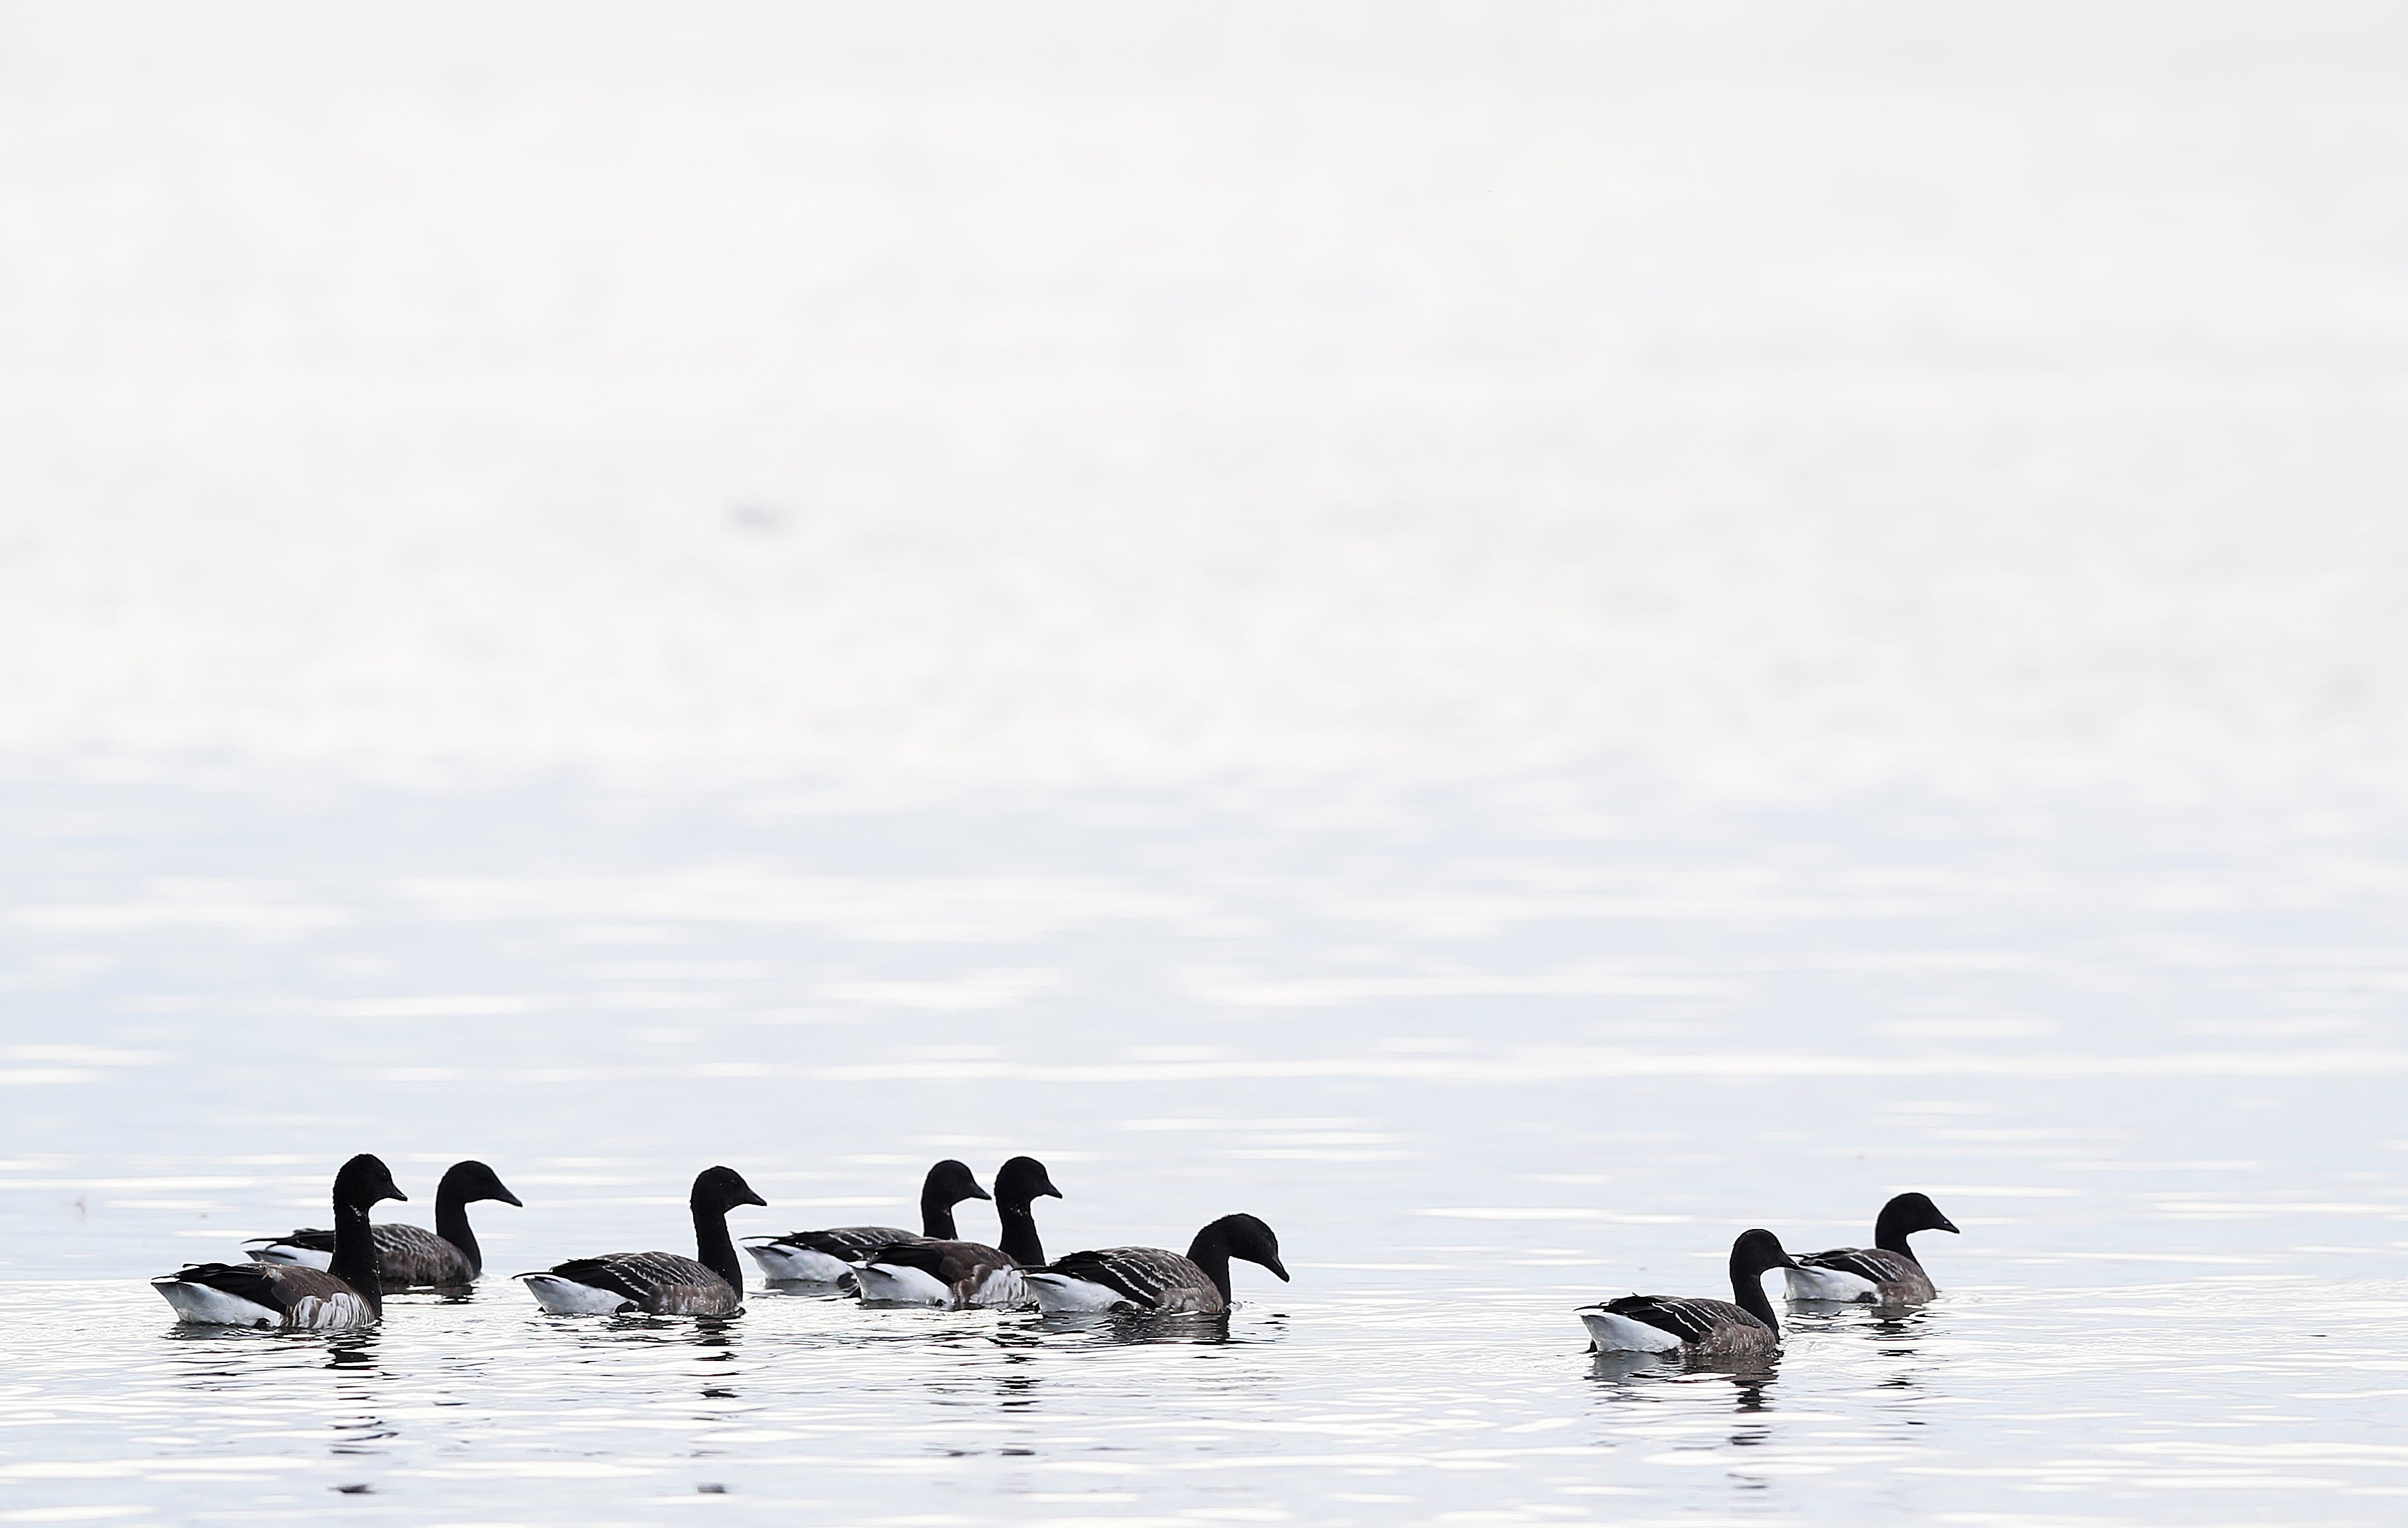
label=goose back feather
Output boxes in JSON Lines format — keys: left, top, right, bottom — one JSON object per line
{"left": 154, "top": 1261, "right": 380, "bottom": 1330}
{"left": 525, "top": 1252, "right": 740, "bottom": 1316}
{"left": 1583, "top": 1295, "right": 1772, "bottom": 1359}
{"left": 852, "top": 1238, "right": 1026, "bottom": 1307}
{"left": 249, "top": 1223, "right": 469, "bottom": 1287}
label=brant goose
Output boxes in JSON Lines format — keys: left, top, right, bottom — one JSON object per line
{"left": 247, "top": 1159, "right": 523, "bottom": 1289}
{"left": 744, "top": 1158, "right": 989, "bottom": 1283}
{"left": 153, "top": 1154, "right": 405, "bottom": 1330}
{"left": 1784, "top": 1191, "right": 1959, "bottom": 1304}
{"left": 1024, "top": 1213, "right": 1289, "bottom": 1315}
{"left": 853, "top": 1156, "right": 1059, "bottom": 1307}
{"left": 518, "top": 1165, "right": 767, "bottom": 1316}
{"left": 1576, "top": 1228, "right": 1799, "bottom": 1361}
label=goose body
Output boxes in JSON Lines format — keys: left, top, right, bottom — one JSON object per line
{"left": 1785, "top": 1192, "right": 1958, "bottom": 1305}
{"left": 746, "top": 1159, "right": 988, "bottom": 1283}
{"left": 153, "top": 1264, "right": 379, "bottom": 1330}
{"left": 1577, "top": 1229, "right": 1798, "bottom": 1362}
{"left": 521, "top": 1251, "right": 742, "bottom": 1316}
{"left": 518, "top": 1166, "right": 766, "bottom": 1317}
{"left": 1026, "top": 1213, "right": 1289, "bottom": 1316}
{"left": 855, "top": 1156, "right": 1059, "bottom": 1308}
{"left": 851, "top": 1242, "right": 1028, "bottom": 1307}
{"left": 248, "top": 1160, "right": 521, "bottom": 1289}
{"left": 154, "top": 1154, "right": 405, "bottom": 1330}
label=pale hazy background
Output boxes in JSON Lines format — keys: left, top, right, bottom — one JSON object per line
{"left": 8, "top": 6, "right": 2408, "bottom": 1522}
{"left": 6, "top": 1, "right": 2406, "bottom": 801}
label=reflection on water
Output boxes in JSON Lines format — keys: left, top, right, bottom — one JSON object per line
{"left": 1033, "top": 1308, "right": 1239, "bottom": 1345}
{"left": 6, "top": 1278, "right": 2408, "bottom": 1522}
{"left": 0, "top": 778, "right": 2405, "bottom": 1523}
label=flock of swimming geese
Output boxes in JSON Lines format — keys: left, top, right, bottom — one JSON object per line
{"left": 152, "top": 1152, "right": 1960, "bottom": 1362}
{"left": 150, "top": 1154, "right": 1289, "bottom": 1330}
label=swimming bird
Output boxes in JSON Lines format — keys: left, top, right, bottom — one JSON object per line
{"left": 1024, "top": 1213, "right": 1290, "bottom": 1315}
{"left": 517, "top": 1165, "right": 767, "bottom": 1316}
{"left": 1783, "top": 1191, "right": 1959, "bottom": 1304}
{"left": 852, "top": 1156, "right": 1060, "bottom": 1307}
{"left": 247, "top": 1159, "right": 523, "bottom": 1289}
{"left": 744, "top": 1158, "right": 989, "bottom": 1283}
{"left": 153, "top": 1154, "right": 406, "bottom": 1330}
{"left": 1576, "top": 1228, "right": 1799, "bottom": 1361}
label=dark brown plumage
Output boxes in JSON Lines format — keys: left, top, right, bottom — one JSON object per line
{"left": 154, "top": 1154, "right": 406, "bottom": 1330}
{"left": 518, "top": 1165, "right": 767, "bottom": 1317}
{"left": 1577, "top": 1229, "right": 1798, "bottom": 1360}
{"left": 1786, "top": 1193, "right": 1959, "bottom": 1304}
{"left": 746, "top": 1159, "right": 989, "bottom": 1283}
{"left": 853, "top": 1156, "right": 1061, "bottom": 1308}
{"left": 246, "top": 1160, "right": 523, "bottom": 1290}
{"left": 1025, "top": 1214, "right": 1291, "bottom": 1316}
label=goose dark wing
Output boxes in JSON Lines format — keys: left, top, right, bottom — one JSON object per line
{"left": 373, "top": 1224, "right": 473, "bottom": 1287}
{"left": 865, "top": 1238, "right": 1010, "bottom": 1286}
{"left": 1798, "top": 1247, "right": 1915, "bottom": 1285}
{"left": 782, "top": 1225, "right": 915, "bottom": 1260}
{"left": 1046, "top": 1247, "right": 1210, "bottom": 1310}
{"left": 167, "top": 1260, "right": 364, "bottom": 1315}
{"left": 1604, "top": 1295, "right": 1762, "bottom": 1344}
{"left": 251, "top": 1227, "right": 337, "bottom": 1254}
{"left": 549, "top": 1252, "right": 732, "bottom": 1313}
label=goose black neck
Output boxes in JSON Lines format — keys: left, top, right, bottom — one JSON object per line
{"left": 919, "top": 1187, "right": 959, "bottom": 1241}
{"left": 997, "top": 1200, "right": 1045, "bottom": 1267}
{"left": 1873, "top": 1203, "right": 1923, "bottom": 1263}
{"left": 692, "top": 1201, "right": 744, "bottom": 1293}
{"left": 1184, "top": 1224, "right": 1236, "bottom": 1302}
{"left": 434, "top": 1176, "right": 484, "bottom": 1277}
{"left": 329, "top": 1199, "right": 385, "bottom": 1316}
{"left": 1727, "top": 1249, "right": 1778, "bottom": 1334}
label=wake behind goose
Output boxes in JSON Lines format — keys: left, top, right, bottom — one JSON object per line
{"left": 518, "top": 1165, "right": 767, "bottom": 1317}
{"left": 154, "top": 1154, "right": 405, "bottom": 1330}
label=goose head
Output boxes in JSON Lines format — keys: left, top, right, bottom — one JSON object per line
{"left": 1878, "top": 1191, "right": 1959, "bottom": 1238}
{"left": 334, "top": 1154, "right": 407, "bottom": 1212}
{"left": 1729, "top": 1228, "right": 1799, "bottom": 1280}
{"left": 924, "top": 1158, "right": 992, "bottom": 1208}
{"left": 1198, "top": 1213, "right": 1290, "bottom": 1281}
{"left": 438, "top": 1159, "right": 524, "bottom": 1208}
{"left": 690, "top": 1165, "right": 769, "bottom": 1216}
{"left": 994, "top": 1156, "right": 1063, "bottom": 1209}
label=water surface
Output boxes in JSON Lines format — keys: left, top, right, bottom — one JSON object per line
{"left": 2, "top": 778, "right": 2404, "bottom": 1524}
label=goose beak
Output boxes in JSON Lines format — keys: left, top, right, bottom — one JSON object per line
{"left": 743, "top": 1191, "right": 769, "bottom": 1209}
{"left": 969, "top": 1184, "right": 993, "bottom": 1201}
{"left": 1267, "top": 1256, "right": 1291, "bottom": 1282}
{"left": 1938, "top": 1217, "right": 1960, "bottom": 1235}
{"left": 497, "top": 1188, "right": 525, "bottom": 1208}
{"left": 388, "top": 1186, "right": 409, "bottom": 1203}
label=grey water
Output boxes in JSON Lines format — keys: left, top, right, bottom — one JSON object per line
{"left": 2, "top": 777, "right": 2405, "bottom": 1525}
